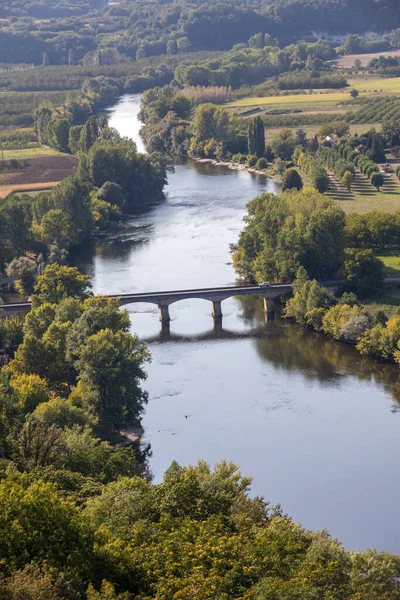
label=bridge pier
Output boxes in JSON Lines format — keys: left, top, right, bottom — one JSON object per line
{"left": 263, "top": 298, "right": 277, "bottom": 321}
{"left": 212, "top": 300, "right": 223, "bottom": 321}
{"left": 158, "top": 303, "right": 171, "bottom": 324}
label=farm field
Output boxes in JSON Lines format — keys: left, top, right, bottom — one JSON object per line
{"left": 228, "top": 77, "right": 400, "bottom": 115}
{"left": 227, "top": 91, "right": 351, "bottom": 109}
{"left": 1, "top": 148, "right": 66, "bottom": 160}
{"left": 0, "top": 154, "right": 78, "bottom": 198}
{"left": 331, "top": 49, "right": 400, "bottom": 68}
{"left": 0, "top": 181, "right": 60, "bottom": 200}
{"left": 347, "top": 76, "right": 400, "bottom": 94}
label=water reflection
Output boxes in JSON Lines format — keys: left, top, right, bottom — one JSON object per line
{"left": 82, "top": 94, "right": 400, "bottom": 552}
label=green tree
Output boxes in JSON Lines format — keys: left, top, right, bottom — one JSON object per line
{"left": 248, "top": 116, "right": 265, "bottom": 158}
{"left": 371, "top": 172, "right": 384, "bottom": 191}
{"left": 344, "top": 248, "right": 384, "bottom": 297}
{"left": 271, "top": 128, "right": 296, "bottom": 160}
{"left": 48, "top": 119, "right": 70, "bottom": 153}
{"left": 368, "top": 134, "right": 386, "bottom": 163}
{"left": 33, "top": 265, "right": 92, "bottom": 307}
{"left": 233, "top": 189, "right": 345, "bottom": 283}
{"left": 342, "top": 170, "right": 354, "bottom": 191}
{"left": 312, "top": 168, "right": 330, "bottom": 193}
{"left": 0, "top": 478, "right": 93, "bottom": 572}
{"left": 282, "top": 168, "right": 303, "bottom": 191}
{"left": 68, "top": 125, "right": 84, "bottom": 154}
{"left": 11, "top": 374, "right": 50, "bottom": 413}
{"left": 75, "top": 329, "right": 150, "bottom": 438}
{"left": 176, "top": 37, "right": 191, "bottom": 53}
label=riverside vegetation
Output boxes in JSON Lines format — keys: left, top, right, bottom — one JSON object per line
{"left": 2, "top": 0, "right": 400, "bottom": 596}
{"left": 0, "top": 265, "right": 400, "bottom": 598}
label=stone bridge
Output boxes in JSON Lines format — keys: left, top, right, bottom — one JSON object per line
{"left": 0, "top": 282, "right": 347, "bottom": 323}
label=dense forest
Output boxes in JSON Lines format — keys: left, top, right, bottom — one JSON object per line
{"left": 1, "top": 0, "right": 400, "bottom": 65}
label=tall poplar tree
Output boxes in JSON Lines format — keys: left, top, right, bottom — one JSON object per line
{"left": 248, "top": 117, "right": 265, "bottom": 158}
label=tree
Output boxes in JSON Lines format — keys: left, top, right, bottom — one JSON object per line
{"left": 39, "top": 209, "right": 72, "bottom": 247}
{"left": 312, "top": 168, "right": 330, "bottom": 193}
{"left": 271, "top": 129, "right": 295, "bottom": 160}
{"left": 48, "top": 119, "right": 70, "bottom": 153}
{"left": 369, "top": 134, "right": 386, "bottom": 163}
{"left": 342, "top": 170, "right": 354, "bottom": 191}
{"left": 252, "top": 116, "right": 265, "bottom": 158}
{"left": 166, "top": 39, "right": 177, "bottom": 55}
{"left": 0, "top": 478, "right": 92, "bottom": 572}
{"left": 371, "top": 172, "right": 384, "bottom": 191}
{"left": 350, "top": 88, "right": 359, "bottom": 99}
{"left": 282, "top": 168, "right": 303, "bottom": 191}
{"left": 18, "top": 415, "right": 65, "bottom": 469}
{"left": 68, "top": 125, "right": 83, "bottom": 154}
{"left": 33, "top": 265, "right": 92, "bottom": 307}
{"left": 97, "top": 181, "right": 124, "bottom": 207}
{"left": 284, "top": 267, "right": 333, "bottom": 324}
{"left": 233, "top": 189, "right": 345, "bottom": 283}
{"left": 176, "top": 37, "right": 191, "bottom": 53}
{"left": 295, "top": 129, "right": 308, "bottom": 147}
{"left": 344, "top": 248, "right": 384, "bottom": 297}
{"left": 75, "top": 329, "right": 150, "bottom": 438}
{"left": 11, "top": 374, "right": 50, "bottom": 413}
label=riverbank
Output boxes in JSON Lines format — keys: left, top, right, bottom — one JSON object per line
{"left": 193, "top": 157, "right": 272, "bottom": 177}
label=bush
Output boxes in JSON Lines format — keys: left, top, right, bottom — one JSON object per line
{"left": 282, "top": 168, "right": 303, "bottom": 191}
{"left": 255, "top": 157, "right": 268, "bottom": 170}
{"left": 247, "top": 154, "right": 258, "bottom": 167}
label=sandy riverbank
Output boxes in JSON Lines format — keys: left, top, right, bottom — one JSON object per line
{"left": 193, "top": 157, "right": 269, "bottom": 177}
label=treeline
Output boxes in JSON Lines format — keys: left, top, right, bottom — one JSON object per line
{"left": 0, "top": 0, "right": 102, "bottom": 18}
{"left": 181, "top": 85, "right": 232, "bottom": 105}
{"left": 232, "top": 187, "right": 398, "bottom": 296}
{"left": 284, "top": 267, "right": 400, "bottom": 365}
{"left": 294, "top": 149, "right": 330, "bottom": 193}
{"left": 174, "top": 40, "right": 335, "bottom": 88}
{"left": 0, "top": 124, "right": 167, "bottom": 291}
{"left": 2, "top": 0, "right": 400, "bottom": 67}
{"left": 277, "top": 72, "right": 348, "bottom": 90}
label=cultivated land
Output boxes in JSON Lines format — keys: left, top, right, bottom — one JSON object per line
{"left": 1, "top": 148, "right": 67, "bottom": 160}
{"left": 331, "top": 49, "right": 400, "bottom": 68}
{"left": 0, "top": 181, "right": 61, "bottom": 200}
{"left": 0, "top": 154, "right": 78, "bottom": 198}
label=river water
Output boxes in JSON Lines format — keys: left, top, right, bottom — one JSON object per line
{"left": 81, "top": 94, "right": 400, "bottom": 552}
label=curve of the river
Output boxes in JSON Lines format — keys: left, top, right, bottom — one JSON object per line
{"left": 79, "top": 94, "right": 400, "bottom": 552}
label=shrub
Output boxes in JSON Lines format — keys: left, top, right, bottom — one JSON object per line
{"left": 255, "top": 157, "right": 268, "bottom": 170}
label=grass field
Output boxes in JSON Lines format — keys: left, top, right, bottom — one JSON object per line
{"left": 331, "top": 50, "right": 400, "bottom": 69}
{"left": 324, "top": 170, "right": 400, "bottom": 214}
{"left": 376, "top": 251, "right": 400, "bottom": 277}
{"left": 227, "top": 91, "right": 351, "bottom": 109}
{"left": 1, "top": 148, "right": 65, "bottom": 160}
{"left": 227, "top": 76, "right": 400, "bottom": 113}
{"left": 347, "top": 77, "right": 400, "bottom": 94}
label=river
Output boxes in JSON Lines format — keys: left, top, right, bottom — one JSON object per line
{"left": 80, "top": 93, "right": 400, "bottom": 552}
